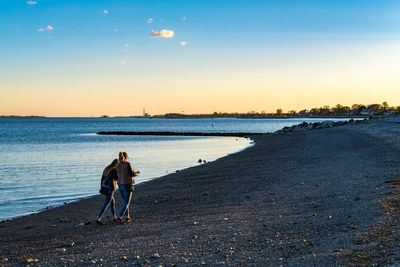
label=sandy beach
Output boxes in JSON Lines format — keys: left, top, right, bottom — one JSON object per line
{"left": 1, "top": 118, "right": 399, "bottom": 266}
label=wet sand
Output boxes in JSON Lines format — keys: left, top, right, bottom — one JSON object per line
{"left": 1, "top": 118, "right": 399, "bottom": 266}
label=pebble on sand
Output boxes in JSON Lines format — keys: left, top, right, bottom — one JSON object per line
{"left": 152, "top": 253, "right": 161, "bottom": 258}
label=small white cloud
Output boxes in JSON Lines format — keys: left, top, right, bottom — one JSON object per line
{"left": 180, "top": 41, "right": 187, "bottom": 46}
{"left": 104, "top": 9, "right": 109, "bottom": 14}
{"left": 182, "top": 16, "right": 187, "bottom": 21}
{"left": 124, "top": 44, "right": 130, "bottom": 47}
{"left": 113, "top": 28, "right": 119, "bottom": 32}
{"left": 147, "top": 18, "right": 153, "bottom": 24}
{"left": 151, "top": 29, "right": 174, "bottom": 38}
{"left": 120, "top": 60, "right": 127, "bottom": 65}
{"left": 37, "top": 25, "right": 54, "bottom": 32}
{"left": 26, "top": 1, "right": 37, "bottom": 5}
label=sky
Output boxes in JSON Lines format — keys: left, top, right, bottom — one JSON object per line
{"left": 1, "top": 0, "right": 400, "bottom": 116}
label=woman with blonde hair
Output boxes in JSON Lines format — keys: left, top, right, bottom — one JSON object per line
{"left": 115, "top": 151, "right": 140, "bottom": 222}
{"left": 96, "top": 158, "right": 119, "bottom": 225}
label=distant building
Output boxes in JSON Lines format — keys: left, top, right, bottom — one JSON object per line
{"left": 384, "top": 110, "right": 395, "bottom": 116}
{"left": 143, "top": 108, "right": 150, "bottom": 118}
{"left": 360, "top": 109, "right": 375, "bottom": 116}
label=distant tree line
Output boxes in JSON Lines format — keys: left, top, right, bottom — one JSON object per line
{"left": 280, "top": 102, "right": 398, "bottom": 117}
{"left": 156, "top": 102, "right": 399, "bottom": 118}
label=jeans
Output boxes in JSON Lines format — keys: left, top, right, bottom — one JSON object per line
{"left": 97, "top": 190, "right": 115, "bottom": 220}
{"left": 118, "top": 184, "right": 132, "bottom": 217}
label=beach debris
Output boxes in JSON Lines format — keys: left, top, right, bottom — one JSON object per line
{"left": 70, "top": 241, "right": 75, "bottom": 247}
{"left": 223, "top": 217, "right": 228, "bottom": 221}
{"left": 329, "top": 216, "right": 332, "bottom": 219}
{"left": 202, "top": 260, "right": 206, "bottom": 265}
{"left": 136, "top": 255, "right": 140, "bottom": 259}
{"left": 193, "top": 234, "right": 198, "bottom": 239}
{"left": 61, "top": 248, "right": 66, "bottom": 252}
{"left": 384, "top": 178, "right": 400, "bottom": 184}
{"left": 193, "top": 221, "right": 199, "bottom": 225}
{"left": 122, "top": 256, "right": 127, "bottom": 260}
{"left": 26, "top": 258, "right": 39, "bottom": 263}
{"left": 152, "top": 253, "right": 161, "bottom": 259}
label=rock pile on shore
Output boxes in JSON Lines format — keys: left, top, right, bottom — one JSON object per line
{"left": 275, "top": 118, "right": 369, "bottom": 134}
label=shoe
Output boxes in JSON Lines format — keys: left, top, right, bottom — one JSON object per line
{"left": 95, "top": 220, "right": 104, "bottom": 225}
{"left": 116, "top": 217, "right": 124, "bottom": 223}
{"left": 125, "top": 216, "right": 131, "bottom": 222}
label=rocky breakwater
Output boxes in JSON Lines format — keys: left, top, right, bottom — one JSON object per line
{"left": 275, "top": 118, "right": 369, "bottom": 134}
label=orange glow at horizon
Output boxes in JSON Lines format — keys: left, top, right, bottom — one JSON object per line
{"left": 1, "top": 42, "right": 399, "bottom": 117}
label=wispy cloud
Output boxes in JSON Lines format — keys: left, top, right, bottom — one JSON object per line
{"left": 37, "top": 25, "right": 54, "bottom": 32}
{"left": 124, "top": 44, "right": 130, "bottom": 47}
{"left": 147, "top": 18, "right": 153, "bottom": 24}
{"left": 104, "top": 10, "right": 109, "bottom": 14}
{"left": 182, "top": 16, "right": 187, "bottom": 21}
{"left": 120, "top": 60, "right": 127, "bottom": 65}
{"left": 113, "top": 28, "right": 119, "bottom": 32}
{"left": 151, "top": 29, "right": 174, "bottom": 38}
{"left": 26, "top": 1, "right": 37, "bottom": 5}
{"left": 180, "top": 41, "right": 187, "bottom": 46}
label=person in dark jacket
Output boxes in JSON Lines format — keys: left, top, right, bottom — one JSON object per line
{"left": 115, "top": 151, "right": 140, "bottom": 222}
{"left": 96, "top": 159, "right": 118, "bottom": 225}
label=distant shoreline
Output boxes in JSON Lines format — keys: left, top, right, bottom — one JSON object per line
{"left": 0, "top": 115, "right": 46, "bottom": 118}
{"left": 0, "top": 115, "right": 376, "bottom": 119}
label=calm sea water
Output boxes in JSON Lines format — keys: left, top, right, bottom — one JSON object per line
{"left": 0, "top": 117, "right": 349, "bottom": 220}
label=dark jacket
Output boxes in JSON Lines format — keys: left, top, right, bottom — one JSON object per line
{"left": 101, "top": 169, "right": 118, "bottom": 190}
{"left": 115, "top": 161, "right": 137, "bottom": 185}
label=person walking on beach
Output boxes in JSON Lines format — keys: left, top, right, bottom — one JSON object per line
{"left": 115, "top": 151, "right": 140, "bottom": 222}
{"left": 96, "top": 159, "right": 119, "bottom": 225}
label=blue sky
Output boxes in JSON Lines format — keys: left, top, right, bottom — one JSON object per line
{"left": 1, "top": 0, "right": 400, "bottom": 116}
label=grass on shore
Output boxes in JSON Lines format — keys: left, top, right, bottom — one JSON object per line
{"left": 340, "top": 179, "right": 400, "bottom": 266}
